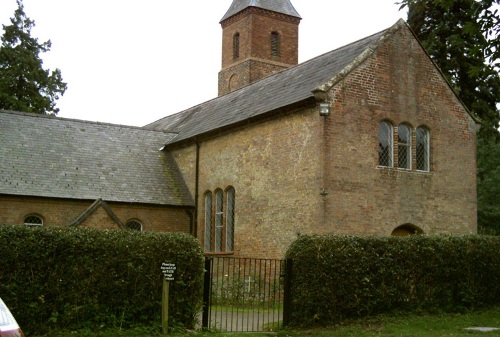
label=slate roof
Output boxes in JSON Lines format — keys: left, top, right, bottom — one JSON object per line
{"left": 220, "top": 0, "right": 301, "bottom": 22}
{"left": 0, "top": 111, "right": 193, "bottom": 206}
{"left": 144, "top": 21, "right": 404, "bottom": 142}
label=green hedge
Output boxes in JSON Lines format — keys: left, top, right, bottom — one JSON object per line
{"left": 285, "top": 234, "right": 500, "bottom": 327}
{"left": 0, "top": 226, "right": 204, "bottom": 335}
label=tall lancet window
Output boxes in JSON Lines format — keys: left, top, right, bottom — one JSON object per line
{"left": 398, "top": 123, "right": 412, "bottom": 170}
{"left": 225, "top": 187, "right": 235, "bottom": 252}
{"left": 233, "top": 33, "right": 240, "bottom": 59}
{"left": 416, "top": 126, "right": 430, "bottom": 171}
{"left": 214, "top": 189, "right": 224, "bottom": 252}
{"left": 378, "top": 121, "right": 393, "bottom": 167}
{"left": 204, "top": 192, "right": 213, "bottom": 252}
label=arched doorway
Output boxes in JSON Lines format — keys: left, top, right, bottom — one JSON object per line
{"left": 391, "top": 224, "right": 424, "bottom": 236}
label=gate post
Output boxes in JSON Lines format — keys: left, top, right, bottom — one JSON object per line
{"left": 282, "top": 258, "right": 293, "bottom": 326}
{"left": 202, "top": 257, "right": 212, "bottom": 329}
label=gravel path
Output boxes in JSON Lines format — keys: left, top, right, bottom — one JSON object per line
{"left": 199, "top": 309, "right": 283, "bottom": 332}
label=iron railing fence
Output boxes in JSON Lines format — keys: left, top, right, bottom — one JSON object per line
{"left": 202, "top": 256, "right": 290, "bottom": 332}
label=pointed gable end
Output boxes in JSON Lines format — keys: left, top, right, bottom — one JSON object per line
{"left": 68, "top": 199, "right": 124, "bottom": 228}
{"left": 313, "top": 19, "right": 408, "bottom": 96}
{"left": 313, "top": 19, "right": 478, "bottom": 126}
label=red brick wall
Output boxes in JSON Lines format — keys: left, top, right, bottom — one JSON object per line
{"left": 218, "top": 59, "right": 289, "bottom": 95}
{"left": 219, "top": 8, "right": 299, "bottom": 95}
{"left": 323, "top": 25, "right": 477, "bottom": 236}
{"left": 0, "top": 195, "right": 192, "bottom": 233}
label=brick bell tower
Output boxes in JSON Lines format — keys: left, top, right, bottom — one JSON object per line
{"left": 218, "top": 0, "right": 301, "bottom": 96}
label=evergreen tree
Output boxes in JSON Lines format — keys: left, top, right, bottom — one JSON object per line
{"left": 399, "top": 0, "right": 500, "bottom": 234}
{"left": 0, "top": 0, "right": 67, "bottom": 115}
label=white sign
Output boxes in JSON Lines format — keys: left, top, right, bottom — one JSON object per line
{"left": 161, "top": 263, "right": 176, "bottom": 281}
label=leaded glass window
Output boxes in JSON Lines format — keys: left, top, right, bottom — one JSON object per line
{"left": 398, "top": 124, "right": 411, "bottom": 169}
{"left": 204, "top": 192, "right": 213, "bottom": 252}
{"left": 416, "top": 126, "right": 430, "bottom": 171}
{"left": 24, "top": 215, "right": 43, "bottom": 227}
{"left": 378, "top": 121, "right": 393, "bottom": 167}
{"left": 214, "top": 189, "right": 224, "bottom": 253}
{"left": 226, "top": 187, "right": 235, "bottom": 252}
{"left": 125, "top": 220, "right": 142, "bottom": 231}
{"left": 204, "top": 187, "right": 236, "bottom": 253}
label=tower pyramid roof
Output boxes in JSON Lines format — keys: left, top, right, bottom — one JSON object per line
{"left": 220, "top": 0, "right": 301, "bottom": 22}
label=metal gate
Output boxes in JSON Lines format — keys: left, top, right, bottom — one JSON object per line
{"left": 202, "top": 257, "right": 291, "bottom": 332}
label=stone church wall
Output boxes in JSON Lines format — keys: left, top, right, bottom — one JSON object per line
{"left": 0, "top": 195, "right": 192, "bottom": 232}
{"left": 195, "top": 108, "right": 325, "bottom": 259}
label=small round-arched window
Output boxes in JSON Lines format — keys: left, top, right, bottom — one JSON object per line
{"left": 391, "top": 224, "right": 424, "bottom": 236}
{"left": 24, "top": 215, "right": 43, "bottom": 227}
{"left": 125, "top": 220, "right": 143, "bottom": 231}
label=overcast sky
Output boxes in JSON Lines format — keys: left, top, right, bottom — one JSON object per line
{"left": 0, "top": 1, "right": 407, "bottom": 126}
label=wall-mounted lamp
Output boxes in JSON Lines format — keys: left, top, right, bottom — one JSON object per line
{"left": 319, "top": 102, "right": 330, "bottom": 116}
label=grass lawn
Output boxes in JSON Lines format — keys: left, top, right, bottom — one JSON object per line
{"left": 34, "top": 306, "right": 500, "bottom": 337}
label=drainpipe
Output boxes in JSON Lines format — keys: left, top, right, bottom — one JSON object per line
{"left": 194, "top": 141, "right": 200, "bottom": 238}
{"left": 313, "top": 88, "right": 331, "bottom": 225}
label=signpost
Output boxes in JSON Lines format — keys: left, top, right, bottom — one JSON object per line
{"left": 161, "top": 263, "right": 176, "bottom": 334}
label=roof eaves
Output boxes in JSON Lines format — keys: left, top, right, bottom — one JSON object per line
{"left": 162, "top": 97, "right": 317, "bottom": 148}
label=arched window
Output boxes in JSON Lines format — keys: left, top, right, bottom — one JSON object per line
{"left": 214, "top": 189, "right": 224, "bottom": 252}
{"left": 204, "top": 187, "right": 236, "bottom": 253}
{"left": 204, "top": 191, "right": 213, "bottom": 252}
{"left": 226, "top": 187, "right": 235, "bottom": 252}
{"left": 24, "top": 215, "right": 43, "bottom": 227}
{"left": 233, "top": 33, "right": 240, "bottom": 59}
{"left": 416, "top": 126, "right": 430, "bottom": 171}
{"left": 270, "top": 32, "right": 280, "bottom": 58}
{"left": 125, "top": 219, "right": 142, "bottom": 231}
{"left": 398, "top": 123, "right": 411, "bottom": 169}
{"left": 378, "top": 121, "right": 393, "bottom": 167}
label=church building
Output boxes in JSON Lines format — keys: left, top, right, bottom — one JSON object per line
{"left": 0, "top": 0, "right": 479, "bottom": 258}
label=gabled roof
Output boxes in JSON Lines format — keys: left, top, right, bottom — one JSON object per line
{"left": 144, "top": 20, "right": 404, "bottom": 142}
{"left": 0, "top": 111, "right": 193, "bottom": 206}
{"left": 220, "top": 0, "right": 301, "bottom": 23}
{"left": 69, "top": 198, "right": 123, "bottom": 227}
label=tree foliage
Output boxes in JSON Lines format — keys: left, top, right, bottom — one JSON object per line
{"left": 400, "top": 0, "right": 500, "bottom": 137}
{"left": 0, "top": 0, "right": 67, "bottom": 115}
{"left": 479, "top": 0, "right": 500, "bottom": 70}
{"left": 399, "top": 0, "right": 500, "bottom": 234}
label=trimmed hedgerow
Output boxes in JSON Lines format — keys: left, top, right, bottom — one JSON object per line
{"left": 285, "top": 234, "right": 500, "bottom": 327}
{"left": 0, "top": 226, "right": 204, "bottom": 335}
